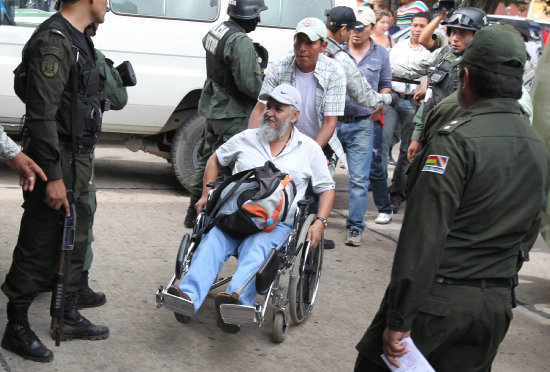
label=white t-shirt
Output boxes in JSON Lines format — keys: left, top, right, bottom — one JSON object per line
{"left": 390, "top": 39, "right": 431, "bottom": 94}
{"left": 294, "top": 68, "right": 319, "bottom": 140}
{"left": 216, "top": 127, "right": 335, "bottom": 225}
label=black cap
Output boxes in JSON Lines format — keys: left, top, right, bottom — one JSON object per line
{"left": 326, "top": 6, "right": 362, "bottom": 30}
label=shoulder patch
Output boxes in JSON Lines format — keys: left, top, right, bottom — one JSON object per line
{"left": 40, "top": 46, "right": 65, "bottom": 60}
{"left": 438, "top": 117, "right": 471, "bottom": 134}
{"left": 422, "top": 155, "right": 449, "bottom": 174}
{"left": 41, "top": 55, "right": 59, "bottom": 77}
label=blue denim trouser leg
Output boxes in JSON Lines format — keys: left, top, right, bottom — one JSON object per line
{"left": 178, "top": 224, "right": 291, "bottom": 311}
{"left": 381, "top": 105, "right": 399, "bottom": 173}
{"left": 337, "top": 119, "right": 374, "bottom": 232}
{"left": 226, "top": 224, "right": 291, "bottom": 306}
{"left": 389, "top": 98, "right": 416, "bottom": 203}
{"left": 370, "top": 122, "right": 392, "bottom": 214}
{"left": 381, "top": 97, "right": 417, "bottom": 174}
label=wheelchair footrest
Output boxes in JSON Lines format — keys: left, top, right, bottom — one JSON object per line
{"left": 220, "top": 304, "right": 258, "bottom": 325}
{"left": 156, "top": 287, "right": 195, "bottom": 317}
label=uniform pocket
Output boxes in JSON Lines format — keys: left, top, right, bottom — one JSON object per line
{"left": 412, "top": 295, "right": 454, "bottom": 342}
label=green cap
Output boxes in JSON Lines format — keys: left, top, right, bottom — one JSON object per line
{"left": 295, "top": 17, "right": 327, "bottom": 42}
{"left": 455, "top": 24, "right": 526, "bottom": 78}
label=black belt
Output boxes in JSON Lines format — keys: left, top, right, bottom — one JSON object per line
{"left": 396, "top": 92, "right": 414, "bottom": 99}
{"left": 339, "top": 115, "right": 370, "bottom": 123}
{"left": 434, "top": 275, "right": 513, "bottom": 288}
{"left": 59, "top": 142, "right": 95, "bottom": 155}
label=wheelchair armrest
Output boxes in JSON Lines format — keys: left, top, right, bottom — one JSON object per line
{"left": 297, "top": 197, "right": 314, "bottom": 208}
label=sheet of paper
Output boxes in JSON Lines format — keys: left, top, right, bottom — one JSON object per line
{"left": 380, "top": 337, "right": 436, "bottom": 372}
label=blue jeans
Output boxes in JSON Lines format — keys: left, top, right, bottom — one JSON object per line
{"left": 177, "top": 224, "right": 292, "bottom": 311}
{"left": 337, "top": 119, "right": 374, "bottom": 232}
{"left": 381, "top": 97, "right": 416, "bottom": 173}
{"left": 370, "top": 122, "right": 392, "bottom": 214}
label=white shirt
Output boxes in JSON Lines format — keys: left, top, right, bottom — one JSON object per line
{"left": 216, "top": 127, "right": 335, "bottom": 225}
{"left": 390, "top": 39, "right": 430, "bottom": 94}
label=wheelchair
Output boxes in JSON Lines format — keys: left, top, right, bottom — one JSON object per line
{"left": 155, "top": 187, "right": 324, "bottom": 343}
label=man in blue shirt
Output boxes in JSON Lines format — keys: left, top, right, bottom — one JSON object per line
{"left": 337, "top": 8, "right": 392, "bottom": 246}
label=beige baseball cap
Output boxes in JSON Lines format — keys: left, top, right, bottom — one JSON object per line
{"left": 295, "top": 17, "right": 327, "bottom": 41}
{"left": 355, "top": 7, "right": 376, "bottom": 26}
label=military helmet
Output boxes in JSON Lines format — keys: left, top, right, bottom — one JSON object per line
{"left": 227, "top": 0, "right": 268, "bottom": 20}
{"left": 444, "top": 7, "right": 488, "bottom": 35}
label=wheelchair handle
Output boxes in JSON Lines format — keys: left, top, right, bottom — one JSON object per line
{"left": 297, "top": 197, "right": 314, "bottom": 207}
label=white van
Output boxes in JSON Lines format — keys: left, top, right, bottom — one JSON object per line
{"left": 0, "top": 0, "right": 352, "bottom": 189}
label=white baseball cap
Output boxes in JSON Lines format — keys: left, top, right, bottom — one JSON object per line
{"left": 259, "top": 84, "right": 302, "bottom": 110}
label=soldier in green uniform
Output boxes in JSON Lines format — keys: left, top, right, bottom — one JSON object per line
{"left": 184, "top": 0, "right": 267, "bottom": 227}
{"left": 1, "top": 0, "right": 109, "bottom": 363}
{"left": 75, "top": 22, "right": 133, "bottom": 310}
{"left": 389, "top": 7, "right": 487, "bottom": 213}
{"left": 354, "top": 24, "right": 550, "bottom": 372}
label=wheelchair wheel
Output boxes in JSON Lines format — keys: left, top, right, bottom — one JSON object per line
{"left": 288, "top": 214, "right": 324, "bottom": 325}
{"left": 272, "top": 311, "right": 287, "bottom": 343}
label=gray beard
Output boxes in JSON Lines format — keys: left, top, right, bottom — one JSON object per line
{"left": 259, "top": 116, "right": 292, "bottom": 143}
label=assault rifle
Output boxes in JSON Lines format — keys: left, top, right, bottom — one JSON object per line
{"left": 50, "top": 191, "right": 76, "bottom": 346}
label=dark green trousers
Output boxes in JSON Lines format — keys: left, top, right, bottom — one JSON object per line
{"left": 84, "top": 174, "right": 97, "bottom": 271}
{"left": 189, "top": 117, "right": 248, "bottom": 198}
{"left": 1, "top": 150, "right": 94, "bottom": 309}
{"left": 355, "top": 283, "right": 513, "bottom": 372}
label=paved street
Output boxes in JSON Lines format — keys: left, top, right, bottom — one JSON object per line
{"left": 0, "top": 142, "right": 549, "bottom": 371}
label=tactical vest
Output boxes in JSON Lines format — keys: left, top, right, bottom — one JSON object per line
{"left": 21, "top": 13, "right": 102, "bottom": 147}
{"left": 204, "top": 21, "right": 256, "bottom": 105}
{"left": 422, "top": 46, "right": 459, "bottom": 123}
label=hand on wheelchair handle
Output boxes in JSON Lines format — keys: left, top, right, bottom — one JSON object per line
{"left": 195, "top": 195, "right": 208, "bottom": 214}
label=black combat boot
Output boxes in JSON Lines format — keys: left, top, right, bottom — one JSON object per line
{"left": 75, "top": 270, "right": 106, "bottom": 309}
{"left": 184, "top": 196, "right": 199, "bottom": 228}
{"left": 2, "top": 303, "right": 53, "bottom": 363}
{"left": 51, "top": 294, "right": 109, "bottom": 342}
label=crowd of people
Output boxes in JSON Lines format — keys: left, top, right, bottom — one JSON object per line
{"left": 1, "top": 0, "right": 549, "bottom": 371}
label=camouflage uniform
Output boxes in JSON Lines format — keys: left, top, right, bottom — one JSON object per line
{"left": 0, "top": 125, "right": 20, "bottom": 160}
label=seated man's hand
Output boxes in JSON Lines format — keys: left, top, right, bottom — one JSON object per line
{"left": 306, "top": 219, "right": 324, "bottom": 251}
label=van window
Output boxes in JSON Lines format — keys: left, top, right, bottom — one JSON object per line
{"left": 111, "top": 0, "right": 220, "bottom": 21}
{"left": 260, "top": 0, "right": 331, "bottom": 28}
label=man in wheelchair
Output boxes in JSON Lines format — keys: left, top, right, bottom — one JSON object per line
{"left": 168, "top": 84, "right": 335, "bottom": 333}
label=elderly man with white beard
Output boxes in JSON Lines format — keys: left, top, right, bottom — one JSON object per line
{"left": 168, "top": 84, "right": 335, "bottom": 333}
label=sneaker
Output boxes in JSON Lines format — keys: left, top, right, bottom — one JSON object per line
{"left": 167, "top": 285, "right": 191, "bottom": 324}
{"left": 2, "top": 321, "right": 54, "bottom": 363}
{"left": 215, "top": 293, "right": 240, "bottom": 334}
{"left": 388, "top": 155, "right": 397, "bottom": 166}
{"left": 345, "top": 229, "right": 362, "bottom": 246}
{"left": 375, "top": 212, "right": 393, "bottom": 224}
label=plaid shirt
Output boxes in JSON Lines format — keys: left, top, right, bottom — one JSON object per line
{"left": 260, "top": 53, "right": 347, "bottom": 160}
{"left": 0, "top": 125, "right": 19, "bottom": 160}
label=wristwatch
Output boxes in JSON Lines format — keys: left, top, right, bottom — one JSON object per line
{"left": 316, "top": 217, "right": 328, "bottom": 228}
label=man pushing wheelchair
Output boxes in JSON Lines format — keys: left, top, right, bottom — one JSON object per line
{"left": 166, "top": 84, "right": 335, "bottom": 334}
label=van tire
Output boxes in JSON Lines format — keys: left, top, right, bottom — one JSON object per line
{"left": 171, "top": 113, "right": 205, "bottom": 191}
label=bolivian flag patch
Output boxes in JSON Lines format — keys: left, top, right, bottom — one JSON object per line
{"left": 422, "top": 155, "right": 449, "bottom": 174}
